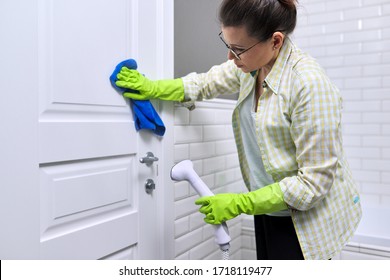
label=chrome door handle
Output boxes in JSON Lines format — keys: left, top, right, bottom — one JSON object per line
{"left": 139, "top": 152, "right": 159, "bottom": 166}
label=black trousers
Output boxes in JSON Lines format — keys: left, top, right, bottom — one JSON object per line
{"left": 254, "top": 214, "right": 304, "bottom": 260}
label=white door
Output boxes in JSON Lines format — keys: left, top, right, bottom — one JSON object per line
{"left": 0, "top": 0, "right": 175, "bottom": 260}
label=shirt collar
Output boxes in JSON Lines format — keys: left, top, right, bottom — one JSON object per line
{"left": 251, "top": 37, "right": 294, "bottom": 95}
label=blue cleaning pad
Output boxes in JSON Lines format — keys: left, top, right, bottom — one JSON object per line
{"left": 110, "top": 59, "right": 165, "bottom": 136}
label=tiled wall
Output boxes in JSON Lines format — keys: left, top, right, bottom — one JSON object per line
{"left": 173, "top": 100, "right": 247, "bottom": 260}
{"left": 293, "top": 0, "right": 390, "bottom": 208}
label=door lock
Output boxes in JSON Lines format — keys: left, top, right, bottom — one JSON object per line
{"left": 139, "top": 152, "right": 159, "bottom": 166}
{"left": 145, "top": 179, "right": 156, "bottom": 194}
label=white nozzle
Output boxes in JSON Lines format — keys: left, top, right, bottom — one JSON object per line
{"left": 171, "top": 160, "right": 231, "bottom": 249}
{"left": 171, "top": 160, "right": 214, "bottom": 197}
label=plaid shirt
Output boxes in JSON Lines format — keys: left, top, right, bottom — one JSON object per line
{"left": 181, "top": 37, "right": 362, "bottom": 260}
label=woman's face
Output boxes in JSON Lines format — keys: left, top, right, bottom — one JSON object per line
{"left": 220, "top": 25, "right": 280, "bottom": 73}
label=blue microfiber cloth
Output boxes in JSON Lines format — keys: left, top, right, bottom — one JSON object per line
{"left": 110, "top": 59, "right": 165, "bottom": 136}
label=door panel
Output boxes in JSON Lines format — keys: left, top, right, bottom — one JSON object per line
{"left": 40, "top": 210, "right": 138, "bottom": 259}
{"left": 37, "top": 0, "right": 142, "bottom": 259}
{"left": 39, "top": 157, "right": 134, "bottom": 225}
{"left": 1, "top": 0, "right": 173, "bottom": 260}
{"left": 39, "top": 122, "right": 137, "bottom": 163}
{"left": 36, "top": 0, "right": 167, "bottom": 259}
{"left": 40, "top": 0, "right": 130, "bottom": 107}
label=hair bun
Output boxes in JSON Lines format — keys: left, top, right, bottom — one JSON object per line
{"left": 277, "top": 0, "right": 297, "bottom": 10}
{"left": 219, "top": 0, "right": 297, "bottom": 41}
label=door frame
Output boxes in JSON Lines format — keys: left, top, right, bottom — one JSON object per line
{"left": 134, "top": 0, "right": 175, "bottom": 260}
{"left": 154, "top": 0, "right": 175, "bottom": 259}
{"left": 0, "top": 0, "right": 40, "bottom": 259}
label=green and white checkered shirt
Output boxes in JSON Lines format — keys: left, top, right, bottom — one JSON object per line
{"left": 181, "top": 37, "right": 362, "bottom": 260}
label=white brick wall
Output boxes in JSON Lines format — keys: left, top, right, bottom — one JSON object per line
{"left": 293, "top": 0, "right": 390, "bottom": 209}
{"left": 173, "top": 100, "right": 247, "bottom": 260}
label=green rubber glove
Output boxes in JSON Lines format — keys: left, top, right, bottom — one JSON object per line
{"left": 115, "top": 67, "right": 184, "bottom": 101}
{"left": 195, "top": 183, "right": 287, "bottom": 225}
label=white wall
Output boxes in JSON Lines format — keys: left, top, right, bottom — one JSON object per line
{"left": 174, "top": 0, "right": 238, "bottom": 100}
{"left": 173, "top": 100, "right": 247, "bottom": 260}
{"left": 174, "top": 0, "right": 225, "bottom": 77}
{"left": 293, "top": 0, "right": 390, "bottom": 209}
{"left": 173, "top": 0, "right": 246, "bottom": 260}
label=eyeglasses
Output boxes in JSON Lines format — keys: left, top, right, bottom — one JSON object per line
{"left": 218, "top": 31, "right": 261, "bottom": 60}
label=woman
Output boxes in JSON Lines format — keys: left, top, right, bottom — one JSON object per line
{"left": 115, "top": 0, "right": 362, "bottom": 260}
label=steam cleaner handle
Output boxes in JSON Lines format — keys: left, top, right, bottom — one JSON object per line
{"left": 190, "top": 175, "right": 231, "bottom": 247}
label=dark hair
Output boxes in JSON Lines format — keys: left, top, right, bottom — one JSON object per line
{"left": 219, "top": 0, "right": 297, "bottom": 42}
